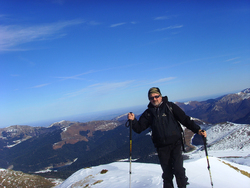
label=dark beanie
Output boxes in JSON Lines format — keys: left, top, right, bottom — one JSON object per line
{"left": 148, "top": 87, "right": 162, "bottom": 99}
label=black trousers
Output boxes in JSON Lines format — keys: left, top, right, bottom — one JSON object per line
{"left": 157, "top": 140, "right": 188, "bottom": 188}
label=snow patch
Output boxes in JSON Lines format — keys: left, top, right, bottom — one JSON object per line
{"left": 184, "top": 101, "right": 192, "bottom": 105}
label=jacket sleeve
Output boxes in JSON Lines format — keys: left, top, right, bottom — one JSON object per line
{"left": 132, "top": 109, "right": 151, "bottom": 134}
{"left": 170, "top": 102, "right": 201, "bottom": 134}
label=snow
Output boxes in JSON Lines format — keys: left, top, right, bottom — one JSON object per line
{"left": 49, "top": 120, "right": 67, "bottom": 128}
{"left": 35, "top": 169, "right": 52, "bottom": 173}
{"left": 237, "top": 91, "right": 250, "bottom": 100}
{"left": 6, "top": 136, "right": 32, "bottom": 148}
{"left": 95, "top": 122, "right": 119, "bottom": 131}
{"left": 184, "top": 101, "right": 192, "bottom": 105}
{"left": 55, "top": 151, "right": 250, "bottom": 188}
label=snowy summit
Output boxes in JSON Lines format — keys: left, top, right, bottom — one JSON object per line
{"left": 56, "top": 154, "right": 250, "bottom": 188}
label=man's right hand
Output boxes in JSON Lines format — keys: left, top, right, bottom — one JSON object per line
{"left": 127, "top": 112, "right": 135, "bottom": 121}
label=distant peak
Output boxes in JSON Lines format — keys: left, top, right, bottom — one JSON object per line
{"left": 241, "top": 88, "right": 250, "bottom": 94}
{"left": 235, "top": 88, "right": 250, "bottom": 100}
{"left": 48, "top": 120, "right": 72, "bottom": 128}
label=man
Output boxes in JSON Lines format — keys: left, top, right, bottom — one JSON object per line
{"left": 127, "top": 87, "right": 207, "bottom": 188}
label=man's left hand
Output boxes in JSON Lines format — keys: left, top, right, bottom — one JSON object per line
{"left": 198, "top": 129, "right": 207, "bottom": 137}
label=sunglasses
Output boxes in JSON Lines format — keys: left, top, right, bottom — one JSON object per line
{"left": 149, "top": 95, "right": 161, "bottom": 100}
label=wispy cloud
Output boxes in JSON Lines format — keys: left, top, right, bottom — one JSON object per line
{"left": 0, "top": 19, "right": 84, "bottom": 52}
{"left": 225, "top": 57, "right": 240, "bottom": 62}
{"left": 153, "top": 25, "right": 183, "bottom": 32}
{"left": 65, "top": 80, "right": 134, "bottom": 98}
{"left": 56, "top": 64, "right": 140, "bottom": 81}
{"left": 0, "top": 14, "right": 8, "bottom": 19}
{"left": 225, "top": 57, "right": 241, "bottom": 64}
{"left": 154, "top": 16, "right": 170, "bottom": 20}
{"left": 150, "top": 77, "right": 176, "bottom": 84}
{"left": 89, "top": 81, "right": 134, "bottom": 93}
{"left": 88, "top": 21, "right": 102, "bottom": 26}
{"left": 32, "top": 83, "right": 51, "bottom": 88}
{"left": 110, "top": 22, "right": 126, "bottom": 28}
{"left": 232, "top": 61, "right": 241, "bottom": 64}
{"left": 55, "top": 70, "right": 97, "bottom": 80}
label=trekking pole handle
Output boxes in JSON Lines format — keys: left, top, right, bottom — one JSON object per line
{"left": 125, "top": 112, "right": 133, "bottom": 127}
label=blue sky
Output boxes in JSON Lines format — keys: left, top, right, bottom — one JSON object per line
{"left": 1, "top": 0, "right": 250, "bottom": 127}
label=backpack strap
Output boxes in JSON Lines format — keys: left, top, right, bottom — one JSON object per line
{"left": 166, "top": 102, "right": 186, "bottom": 152}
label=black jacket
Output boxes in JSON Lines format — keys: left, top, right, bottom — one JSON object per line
{"left": 132, "top": 96, "right": 201, "bottom": 148}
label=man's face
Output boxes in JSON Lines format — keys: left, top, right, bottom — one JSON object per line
{"left": 149, "top": 93, "right": 162, "bottom": 107}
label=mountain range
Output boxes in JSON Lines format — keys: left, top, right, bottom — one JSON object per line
{"left": 0, "top": 88, "right": 249, "bottom": 183}
{"left": 175, "top": 88, "right": 250, "bottom": 124}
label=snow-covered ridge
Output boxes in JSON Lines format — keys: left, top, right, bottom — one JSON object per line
{"left": 49, "top": 120, "right": 67, "bottom": 127}
{"left": 205, "top": 122, "right": 250, "bottom": 151}
{"left": 180, "top": 88, "right": 250, "bottom": 105}
{"left": 95, "top": 121, "right": 119, "bottom": 131}
{"left": 55, "top": 157, "right": 250, "bottom": 188}
{"left": 237, "top": 90, "right": 250, "bottom": 100}
{"left": 48, "top": 120, "right": 73, "bottom": 128}
{"left": 184, "top": 101, "right": 192, "bottom": 105}
{"left": 241, "top": 88, "right": 250, "bottom": 94}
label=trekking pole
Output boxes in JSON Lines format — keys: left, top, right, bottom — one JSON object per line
{"left": 125, "top": 113, "right": 133, "bottom": 188}
{"left": 202, "top": 135, "right": 214, "bottom": 188}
